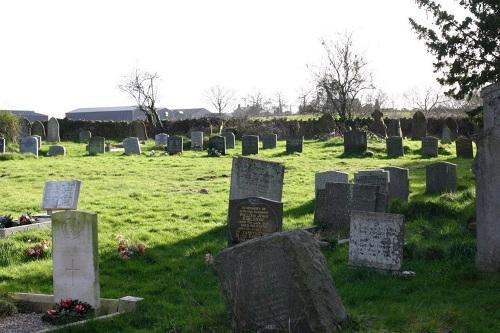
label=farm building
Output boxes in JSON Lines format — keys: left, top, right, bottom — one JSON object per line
{"left": 8, "top": 110, "right": 48, "bottom": 122}
{"left": 167, "top": 108, "right": 213, "bottom": 120}
{"left": 66, "top": 106, "right": 172, "bottom": 121}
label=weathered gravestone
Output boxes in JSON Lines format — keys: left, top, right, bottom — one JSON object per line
{"left": 445, "top": 117, "right": 459, "bottom": 141}
{"left": 79, "top": 130, "right": 91, "bottom": 144}
{"left": 227, "top": 197, "right": 283, "bottom": 246}
{"left": 167, "top": 135, "right": 183, "bottom": 154}
{"left": 242, "top": 135, "right": 259, "bottom": 155}
{"left": 426, "top": 161, "right": 457, "bottom": 194}
{"left": 387, "top": 119, "right": 403, "bottom": 137}
{"left": 386, "top": 136, "right": 404, "bottom": 158}
{"left": 421, "top": 137, "right": 439, "bottom": 157}
{"left": 46, "top": 117, "right": 60, "bottom": 142}
{"left": 41, "top": 180, "right": 81, "bottom": 214}
{"left": 123, "top": 137, "right": 141, "bottom": 155}
{"left": 32, "top": 121, "right": 46, "bottom": 140}
{"left": 31, "top": 135, "right": 42, "bottom": 149}
{"left": 344, "top": 129, "right": 367, "bottom": 153}
{"left": 133, "top": 120, "right": 148, "bottom": 141}
{"left": 441, "top": 126, "right": 452, "bottom": 144}
{"left": 155, "top": 133, "right": 169, "bottom": 149}
{"left": 286, "top": 135, "right": 303, "bottom": 153}
{"left": 262, "top": 133, "right": 277, "bottom": 149}
{"left": 86, "top": 136, "right": 105, "bottom": 155}
{"left": 354, "top": 169, "right": 390, "bottom": 213}
{"left": 412, "top": 111, "right": 427, "bottom": 140}
{"left": 369, "top": 109, "right": 387, "bottom": 138}
{"left": 18, "top": 117, "right": 31, "bottom": 137}
{"left": 221, "top": 132, "right": 235, "bottom": 149}
{"left": 314, "top": 182, "right": 380, "bottom": 239}
{"left": 456, "top": 137, "right": 474, "bottom": 158}
{"left": 318, "top": 113, "right": 336, "bottom": 134}
{"left": 481, "top": 82, "right": 500, "bottom": 130}
{"left": 52, "top": 210, "right": 100, "bottom": 310}
{"left": 19, "top": 136, "right": 38, "bottom": 157}
{"left": 314, "top": 171, "right": 349, "bottom": 223}
{"left": 349, "top": 211, "right": 404, "bottom": 271}
{"left": 229, "top": 156, "right": 285, "bottom": 201}
{"left": 48, "top": 145, "right": 66, "bottom": 156}
{"left": 214, "top": 229, "right": 347, "bottom": 332}
{"left": 0, "top": 138, "right": 4, "bottom": 153}
{"left": 190, "top": 131, "right": 203, "bottom": 151}
{"left": 209, "top": 136, "right": 226, "bottom": 155}
{"left": 383, "top": 166, "right": 410, "bottom": 203}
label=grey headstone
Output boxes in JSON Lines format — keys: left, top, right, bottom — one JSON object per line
{"left": 48, "top": 145, "right": 66, "bottom": 156}
{"left": 86, "top": 136, "right": 105, "bottom": 155}
{"left": 426, "top": 161, "right": 457, "bottom": 194}
{"left": 167, "top": 135, "right": 183, "bottom": 154}
{"left": 383, "top": 166, "right": 410, "bottom": 203}
{"left": 227, "top": 197, "right": 283, "bottom": 246}
{"left": 0, "top": 138, "right": 4, "bottom": 153}
{"left": 387, "top": 119, "right": 402, "bottom": 137}
{"left": 190, "top": 132, "right": 203, "bottom": 151}
{"left": 32, "top": 121, "right": 46, "bottom": 140}
{"left": 421, "top": 137, "right": 439, "bottom": 157}
{"left": 213, "top": 229, "right": 347, "bottom": 332}
{"left": 46, "top": 117, "right": 60, "bottom": 142}
{"left": 221, "top": 132, "right": 235, "bottom": 149}
{"left": 349, "top": 211, "right": 404, "bottom": 271}
{"left": 229, "top": 156, "right": 285, "bottom": 202}
{"left": 19, "top": 136, "right": 38, "bottom": 156}
{"left": 445, "top": 117, "right": 459, "bottom": 141}
{"left": 41, "top": 180, "right": 81, "bottom": 211}
{"left": 52, "top": 210, "right": 100, "bottom": 310}
{"left": 354, "top": 169, "right": 390, "bottom": 213}
{"left": 315, "top": 171, "right": 349, "bottom": 193}
{"left": 262, "top": 133, "right": 277, "bottom": 149}
{"left": 344, "top": 129, "right": 367, "bottom": 153}
{"left": 456, "top": 138, "right": 474, "bottom": 158}
{"left": 209, "top": 136, "right": 226, "bottom": 155}
{"left": 31, "top": 135, "right": 42, "bottom": 149}
{"left": 441, "top": 126, "right": 452, "bottom": 144}
{"left": 286, "top": 135, "right": 303, "bottom": 153}
{"left": 369, "top": 109, "right": 387, "bottom": 138}
{"left": 386, "top": 136, "right": 404, "bottom": 157}
{"left": 18, "top": 117, "right": 31, "bottom": 137}
{"left": 480, "top": 83, "right": 500, "bottom": 132}
{"left": 155, "top": 133, "right": 169, "bottom": 149}
{"left": 412, "top": 111, "right": 427, "bottom": 140}
{"left": 133, "top": 120, "right": 148, "bottom": 141}
{"left": 79, "top": 131, "right": 91, "bottom": 144}
{"left": 123, "top": 137, "right": 141, "bottom": 155}
{"left": 242, "top": 135, "right": 259, "bottom": 155}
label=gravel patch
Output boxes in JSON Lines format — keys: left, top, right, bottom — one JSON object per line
{"left": 0, "top": 312, "right": 54, "bottom": 333}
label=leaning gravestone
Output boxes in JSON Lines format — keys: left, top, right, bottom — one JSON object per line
{"left": 19, "top": 136, "right": 38, "bottom": 157}
{"left": 412, "top": 111, "right": 427, "bottom": 140}
{"left": 18, "top": 117, "right": 31, "bottom": 137}
{"left": 52, "top": 210, "right": 100, "bottom": 310}
{"left": 79, "top": 131, "right": 91, "bottom": 144}
{"left": 445, "top": 117, "right": 459, "bottom": 141}
{"left": 383, "top": 166, "right": 410, "bottom": 203}
{"left": 0, "top": 138, "right": 4, "bottom": 153}
{"left": 32, "top": 121, "right": 46, "bottom": 140}
{"left": 133, "top": 120, "right": 148, "bottom": 141}
{"left": 123, "top": 137, "right": 141, "bottom": 155}
{"left": 229, "top": 156, "right": 285, "bottom": 201}
{"left": 349, "top": 211, "right": 404, "bottom": 271}
{"left": 227, "top": 197, "right": 283, "bottom": 246}
{"left": 46, "top": 117, "right": 60, "bottom": 142}
{"left": 86, "top": 137, "right": 105, "bottom": 155}
{"left": 41, "top": 180, "right": 81, "bottom": 214}
{"left": 344, "top": 129, "right": 367, "bottom": 153}
{"left": 421, "top": 137, "right": 439, "bottom": 157}
{"left": 441, "top": 126, "right": 452, "bottom": 144}
{"left": 426, "top": 161, "right": 457, "bottom": 194}
{"left": 456, "top": 137, "right": 474, "bottom": 158}
{"left": 354, "top": 169, "right": 390, "bottom": 213}
{"left": 166, "top": 135, "right": 183, "bottom": 154}
{"left": 155, "top": 133, "right": 169, "bottom": 149}
{"left": 369, "top": 109, "right": 387, "bottom": 138}
{"left": 314, "top": 182, "right": 380, "bottom": 239}
{"left": 386, "top": 136, "right": 404, "bottom": 158}
{"left": 262, "top": 133, "right": 277, "bottom": 149}
{"left": 221, "top": 132, "right": 235, "bottom": 149}
{"left": 190, "top": 131, "right": 203, "bottom": 151}
{"left": 242, "top": 135, "right": 259, "bottom": 155}
{"left": 214, "top": 229, "right": 347, "bottom": 333}
{"left": 208, "top": 136, "right": 226, "bottom": 155}
{"left": 286, "top": 135, "right": 303, "bottom": 153}
{"left": 48, "top": 145, "right": 66, "bottom": 157}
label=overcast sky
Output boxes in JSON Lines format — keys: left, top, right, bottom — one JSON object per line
{"left": 1, "top": 0, "right": 461, "bottom": 118}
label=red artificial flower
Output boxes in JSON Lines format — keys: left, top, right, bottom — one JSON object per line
{"left": 75, "top": 304, "right": 85, "bottom": 314}
{"left": 60, "top": 299, "right": 73, "bottom": 309}
{"left": 118, "top": 245, "right": 127, "bottom": 252}
{"left": 47, "top": 309, "right": 58, "bottom": 315}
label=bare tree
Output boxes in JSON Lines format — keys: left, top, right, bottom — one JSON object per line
{"left": 273, "top": 91, "right": 287, "bottom": 115}
{"left": 403, "top": 86, "right": 445, "bottom": 116}
{"left": 118, "top": 68, "right": 165, "bottom": 132}
{"left": 311, "top": 32, "right": 374, "bottom": 122}
{"left": 245, "top": 91, "right": 271, "bottom": 117}
{"left": 205, "top": 85, "right": 235, "bottom": 115}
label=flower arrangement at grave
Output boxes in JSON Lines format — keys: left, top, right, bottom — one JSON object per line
{"left": 207, "top": 148, "right": 221, "bottom": 157}
{"left": 19, "top": 212, "right": 39, "bottom": 225}
{"left": 116, "top": 234, "right": 146, "bottom": 260}
{"left": 41, "top": 298, "right": 94, "bottom": 325}
{"left": 24, "top": 239, "right": 49, "bottom": 259}
{"left": 0, "top": 212, "right": 39, "bottom": 228}
{"left": 0, "top": 214, "right": 14, "bottom": 228}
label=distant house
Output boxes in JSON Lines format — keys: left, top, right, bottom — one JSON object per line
{"left": 8, "top": 110, "right": 48, "bottom": 122}
{"left": 166, "top": 108, "right": 213, "bottom": 120}
{"left": 231, "top": 104, "right": 248, "bottom": 117}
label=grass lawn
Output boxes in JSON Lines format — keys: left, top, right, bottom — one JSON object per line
{"left": 0, "top": 137, "right": 498, "bottom": 332}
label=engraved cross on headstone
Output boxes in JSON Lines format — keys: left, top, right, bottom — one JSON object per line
{"left": 66, "top": 259, "right": 80, "bottom": 286}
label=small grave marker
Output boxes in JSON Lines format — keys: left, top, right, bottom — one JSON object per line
{"left": 123, "top": 137, "right": 141, "bottom": 155}
{"left": 86, "top": 137, "right": 105, "bottom": 155}
{"left": 344, "top": 129, "right": 367, "bottom": 153}
{"left": 421, "top": 137, "right": 439, "bottom": 157}
{"left": 190, "top": 131, "right": 203, "bottom": 151}
{"left": 262, "top": 133, "right": 277, "bottom": 149}
{"left": 456, "top": 138, "right": 474, "bottom": 158}
{"left": 155, "top": 133, "right": 169, "bottom": 148}
{"left": 386, "top": 136, "right": 404, "bottom": 157}
{"left": 242, "top": 135, "right": 259, "bottom": 155}
{"left": 208, "top": 136, "right": 226, "bottom": 155}
{"left": 48, "top": 145, "right": 66, "bottom": 156}
{"left": 167, "top": 135, "right": 183, "bottom": 154}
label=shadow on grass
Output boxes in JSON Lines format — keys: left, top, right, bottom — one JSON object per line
{"left": 285, "top": 199, "right": 315, "bottom": 218}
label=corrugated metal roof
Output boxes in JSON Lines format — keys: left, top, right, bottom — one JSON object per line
{"left": 67, "top": 106, "right": 139, "bottom": 113}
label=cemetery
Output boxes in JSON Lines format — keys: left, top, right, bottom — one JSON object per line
{"left": 0, "top": 110, "right": 499, "bottom": 332}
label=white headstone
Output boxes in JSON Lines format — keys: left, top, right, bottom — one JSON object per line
{"left": 41, "top": 180, "right": 81, "bottom": 212}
